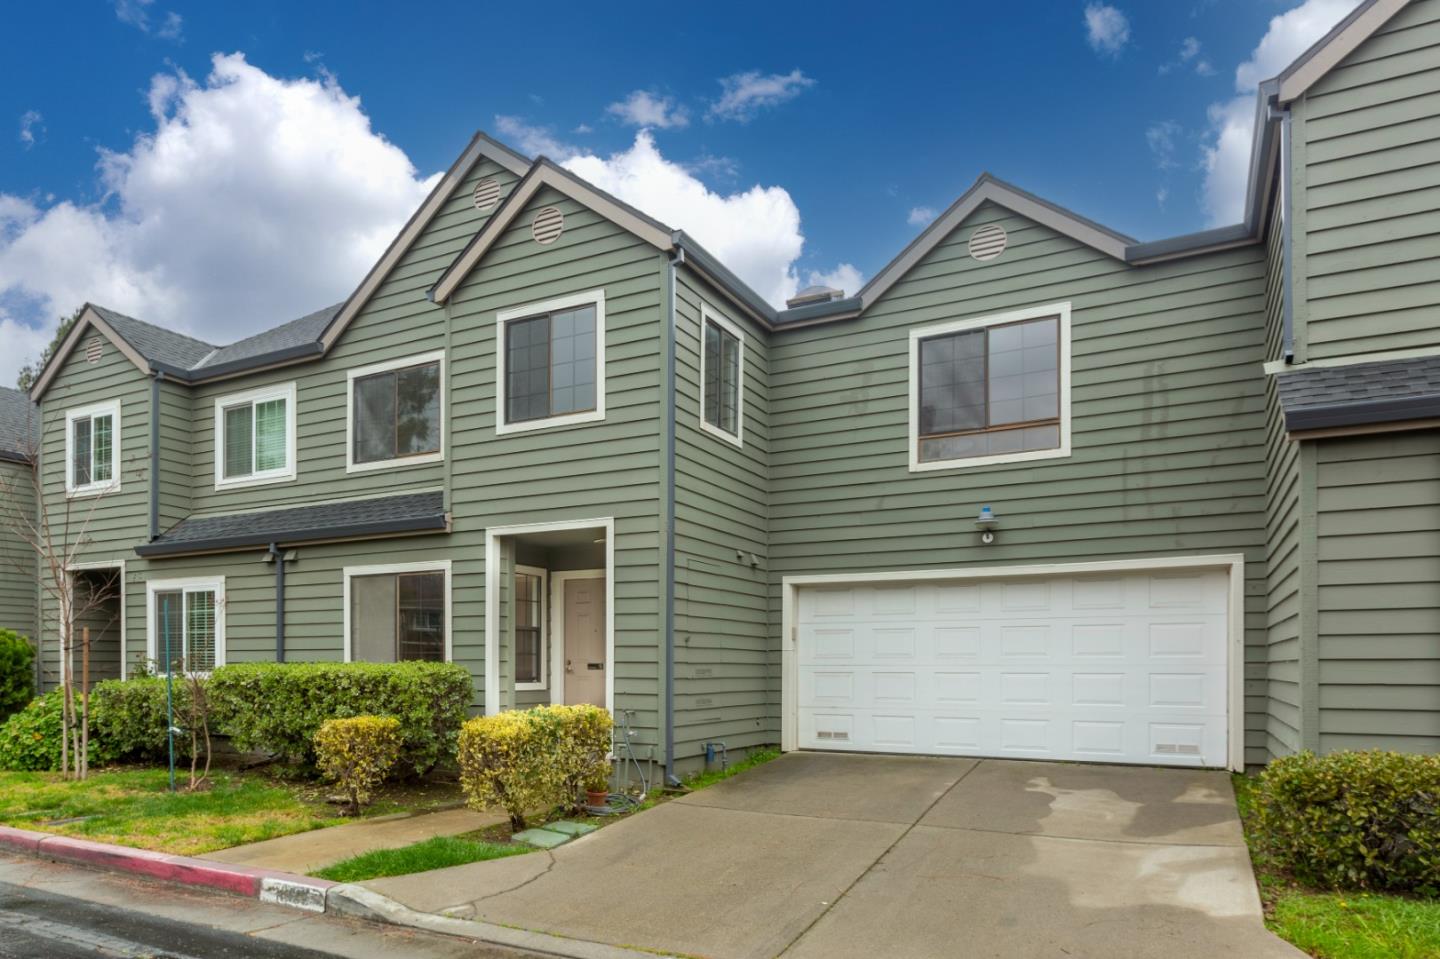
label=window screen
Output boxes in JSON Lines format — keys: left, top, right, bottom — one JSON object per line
{"left": 350, "top": 571, "right": 445, "bottom": 663}
{"left": 504, "top": 305, "right": 597, "bottom": 423}
{"left": 703, "top": 319, "right": 741, "bottom": 435}
{"left": 353, "top": 361, "right": 441, "bottom": 464}
{"left": 917, "top": 316, "right": 1060, "bottom": 463}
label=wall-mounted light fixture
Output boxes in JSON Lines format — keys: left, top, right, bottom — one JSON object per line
{"left": 975, "top": 505, "right": 1000, "bottom": 545}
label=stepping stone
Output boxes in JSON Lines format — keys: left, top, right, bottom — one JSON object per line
{"left": 512, "top": 828, "right": 571, "bottom": 849}
{"left": 544, "top": 820, "right": 597, "bottom": 837}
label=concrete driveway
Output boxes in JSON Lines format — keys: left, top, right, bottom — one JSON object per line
{"left": 363, "top": 753, "right": 1302, "bottom": 959}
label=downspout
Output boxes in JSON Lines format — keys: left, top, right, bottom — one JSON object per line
{"left": 268, "top": 543, "right": 286, "bottom": 662}
{"left": 148, "top": 372, "right": 163, "bottom": 541}
{"left": 1272, "top": 102, "right": 1296, "bottom": 364}
{"left": 662, "top": 247, "right": 684, "bottom": 788}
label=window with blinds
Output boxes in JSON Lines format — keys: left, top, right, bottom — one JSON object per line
{"left": 216, "top": 385, "right": 294, "bottom": 486}
{"left": 349, "top": 569, "right": 447, "bottom": 664}
{"left": 66, "top": 402, "right": 119, "bottom": 494}
{"left": 152, "top": 584, "right": 220, "bottom": 673}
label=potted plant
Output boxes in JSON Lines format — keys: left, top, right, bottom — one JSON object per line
{"left": 584, "top": 768, "right": 610, "bottom": 810}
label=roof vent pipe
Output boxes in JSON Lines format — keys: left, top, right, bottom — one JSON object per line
{"left": 785, "top": 285, "right": 844, "bottom": 310}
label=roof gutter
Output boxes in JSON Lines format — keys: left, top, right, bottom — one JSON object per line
{"left": 135, "top": 513, "right": 448, "bottom": 558}
{"left": 146, "top": 342, "right": 326, "bottom": 384}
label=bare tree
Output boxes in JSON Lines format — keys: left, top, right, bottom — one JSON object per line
{"left": 0, "top": 423, "right": 135, "bottom": 780}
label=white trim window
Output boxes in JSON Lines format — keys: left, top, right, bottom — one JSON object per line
{"left": 346, "top": 351, "right": 445, "bottom": 473}
{"left": 514, "top": 564, "right": 547, "bottom": 690}
{"left": 343, "top": 560, "right": 452, "bottom": 663}
{"left": 699, "top": 304, "right": 744, "bottom": 446}
{"left": 65, "top": 400, "right": 121, "bottom": 496}
{"left": 146, "top": 577, "right": 225, "bottom": 674}
{"left": 214, "top": 382, "right": 296, "bottom": 489}
{"left": 495, "top": 289, "right": 606, "bottom": 434}
{"left": 908, "top": 302, "right": 1071, "bottom": 472}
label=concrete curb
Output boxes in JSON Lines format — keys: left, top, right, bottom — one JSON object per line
{"left": 326, "top": 883, "right": 672, "bottom": 959}
{"left": 0, "top": 825, "right": 333, "bottom": 911}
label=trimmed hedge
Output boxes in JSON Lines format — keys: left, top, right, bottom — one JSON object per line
{"left": 90, "top": 675, "right": 201, "bottom": 763}
{"left": 0, "top": 629, "right": 34, "bottom": 723}
{"left": 209, "top": 661, "right": 471, "bottom": 774}
{"left": 0, "top": 693, "right": 121, "bottom": 771}
{"left": 1253, "top": 750, "right": 1440, "bottom": 896}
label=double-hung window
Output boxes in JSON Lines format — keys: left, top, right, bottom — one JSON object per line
{"left": 148, "top": 578, "right": 224, "bottom": 674}
{"left": 347, "top": 351, "right": 444, "bottom": 471}
{"left": 214, "top": 383, "right": 295, "bottom": 488}
{"left": 345, "top": 562, "right": 450, "bottom": 663}
{"left": 514, "top": 566, "right": 546, "bottom": 688}
{"left": 909, "top": 303, "right": 1071, "bottom": 471}
{"left": 700, "top": 306, "right": 744, "bottom": 445}
{"left": 496, "top": 290, "right": 605, "bottom": 433}
{"left": 65, "top": 401, "right": 120, "bottom": 496}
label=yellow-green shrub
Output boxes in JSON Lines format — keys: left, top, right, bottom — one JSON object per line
{"left": 457, "top": 705, "right": 612, "bottom": 830}
{"left": 1253, "top": 750, "right": 1440, "bottom": 895}
{"left": 313, "top": 716, "right": 402, "bottom": 816}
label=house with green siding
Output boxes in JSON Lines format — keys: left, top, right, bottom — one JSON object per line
{"left": 8, "top": 0, "right": 1437, "bottom": 777}
{"left": 0, "top": 387, "right": 38, "bottom": 652}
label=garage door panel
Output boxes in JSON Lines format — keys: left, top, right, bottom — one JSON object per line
{"left": 795, "top": 570, "right": 1230, "bottom": 767}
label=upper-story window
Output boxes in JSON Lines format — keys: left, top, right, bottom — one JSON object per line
{"left": 908, "top": 302, "right": 1071, "bottom": 472}
{"left": 214, "top": 383, "right": 296, "bottom": 489}
{"left": 66, "top": 400, "right": 121, "bottom": 496}
{"left": 346, "top": 351, "right": 445, "bottom": 473}
{"left": 700, "top": 305, "right": 744, "bottom": 446}
{"left": 496, "top": 290, "right": 606, "bottom": 434}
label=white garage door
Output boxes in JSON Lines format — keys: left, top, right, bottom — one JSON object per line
{"left": 794, "top": 568, "right": 1230, "bottom": 767}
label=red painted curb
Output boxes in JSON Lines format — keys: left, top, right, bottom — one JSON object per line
{"left": 8, "top": 830, "right": 333, "bottom": 901}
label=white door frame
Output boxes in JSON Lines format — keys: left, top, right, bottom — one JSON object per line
{"left": 780, "top": 553, "right": 1246, "bottom": 771}
{"left": 484, "top": 517, "right": 615, "bottom": 716}
{"left": 66, "top": 559, "right": 127, "bottom": 681}
{"left": 549, "top": 569, "right": 606, "bottom": 705}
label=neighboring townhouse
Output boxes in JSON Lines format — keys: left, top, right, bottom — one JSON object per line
{"left": 14, "top": 0, "right": 1437, "bottom": 776}
{"left": 0, "top": 387, "right": 38, "bottom": 649}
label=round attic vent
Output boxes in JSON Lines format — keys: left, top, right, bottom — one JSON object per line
{"left": 968, "top": 224, "right": 1007, "bottom": 262}
{"left": 531, "top": 206, "right": 564, "bottom": 245}
{"left": 472, "top": 177, "right": 501, "bottom": 212}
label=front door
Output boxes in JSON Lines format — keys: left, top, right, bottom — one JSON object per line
{"left": 563, "top": 576, "right": 606, "bottom": 707}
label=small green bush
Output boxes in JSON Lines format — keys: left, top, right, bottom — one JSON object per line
{"left": 90, "top": 676, "right": 202, "bottom": 763}
{"left": 458, "top": 704, "right": 612, "bottom": 830}
{"left": 1254, "top": 750, "right": 1440, "bottom": 896}
{"left": 0, "top": 629, "right": 35, "bottom": 723}
{"left": 314, "top": 716, "right": 403, "bottom": 815}
{"left": 209, "top": 661, "right": 471, "bottom": 774}
{"left": 0, "top": 693, "right": 120, "bottom": 771}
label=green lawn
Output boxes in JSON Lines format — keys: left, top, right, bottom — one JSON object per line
{"left": 314, "top": 835, "right": 531, "bottom": 883}
{"left": 0, "top": 768, "right": 345, "bottom": 856}
{"left": 1232, "top": 774, "right": 1440, "bottom": 959}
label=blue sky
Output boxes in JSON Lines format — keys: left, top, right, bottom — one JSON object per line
{"left": 0, "top": 0, "right": 1360, "bottom": 384}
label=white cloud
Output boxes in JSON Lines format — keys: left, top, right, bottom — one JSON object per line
{"left": 706, "top": 70, "right": 815, "bottom": 123}
{"left": 113, "top": 0, "right": 182, "bottom": 40}
{"left": 0, "top": 53, "right": 438, "bottom": 386}
{"left": 1200, "top": 0, "right": 1360, "bottom": 224}
{"left": 1084, "top": 4, "right": 1131, "bottom": 57}
{"left": 803, "top": 263, "right": 863, "bottom": 297}
{"left": 907, "top": 206, "right": 937, "bottom": 226}
{"left": 1160, "top": 36, "right": 1214, "bottom": 75}
{"left": 1146, "top": 120, "right": 1182, "bottom": 170}
{"left": 18, "top": 111, "right": 43, "bottom": 149}
{"left": 606, "top": 90, "right": 689, "bottom": 129}
{"left": 562, "top": 130, "right": 856, "bottom": 307}
{"left": 494, "top": 114, "right": 576, "bottom": 158}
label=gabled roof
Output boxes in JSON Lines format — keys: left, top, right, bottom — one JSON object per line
{"left": 135, "top": 490, "right": 448, "bottom": 557}
{"left": 0, "top": 386, "right": 38, "bottom": 463}
{"left": 1276, "top": 354, "right": 1440, "bottom": 432}
{"left": 429, "top": 158, "right": 674, "bottom": 304}
{"left": 91, "top": 305, "right": 215, "bottom": 368}
{"left": 1276, "top": 0, "right": 1409, "bottom": 104}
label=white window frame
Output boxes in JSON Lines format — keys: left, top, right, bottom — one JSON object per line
{"left": 213, "top": 382, "right": 297, "bottom": 490}
{"left": 145, "top": 576, "right": 225, "bottom": 676}
{"left": 64, "top": 400, "right": 121, "bottom": 497}
{"left": 345, "top": 350, "right": 447, "bottom": 474}
{"left": 341, "top": 560, "right": 453, "bottom": 663}
{"left": 699, "top": 303, "right": 745, "bottom": 448}
{"left": 495, "top": 289, "right": 606, "bottom": 435}
{"left": 514, "top": 564, "right": 548, "bottom": 691}
{"left": 908, "top": 301, "right": 1072, "bottom": 473}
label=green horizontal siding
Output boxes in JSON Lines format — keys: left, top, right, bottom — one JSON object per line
{"left": 1314, "top": 431, "right": 1440, "bottom": 753}
{"left": 768, "top": 201, "right": 1273, "bottom": 766}
{"left": 0, "top": 459, "right": 36, "bottom": 642}
{"left": 1299, "top": 0, "right": 1440, "bottom": 360}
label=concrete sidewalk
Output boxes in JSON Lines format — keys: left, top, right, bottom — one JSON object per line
{"left": 204, "top": 807, "right": 505, "bottom": 875}
{"left": 355, "top": 754, "right": 1303, "bottom": 959}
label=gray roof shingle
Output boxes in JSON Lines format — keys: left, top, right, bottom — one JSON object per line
{"left": 135, "top": 491, "right": 447, "bottom": 557}
{"left": 0, "top": 386, "right": 38, "bottom": 462}
{"left": 90, "top": 305, "right": 217, "bottom": 369}
{"left": 196, "top": 303, "right": 341, "bottom": 370}
{"left": 1276, "top": 355, "right": 1440, "bottom": 431}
